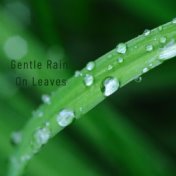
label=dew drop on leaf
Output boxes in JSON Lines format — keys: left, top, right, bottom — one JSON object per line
{"left": 86, "top": 61, "right": 95, "bottom": 71}
{"left": 34, "top": 127, "right": 51, "bottom": 145}
{"left": 116, "top": 43, "right": 127, "bottom": 54}
{"left": 41, "top": 94, "right": 51, "bottom": 104}
{"left": 143, "top": 29, "right": 150, "bottom": 36}
{"left": 84, "top": 74, "right": 94, "bottom": 86}
{"left": 101, "top": 77, "right": 119, "bottom": 97}
{"left": 56, "top": 109, "right": 75, "bottom": 127}
{"left": 146, "top": 45, "right": 153, "bottom": 52}
{"left": 117, "top": 57, "right": 124, "bottom": 63}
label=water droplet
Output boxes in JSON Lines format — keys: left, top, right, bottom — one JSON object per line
{"left": 38, "top": 111, "right": 44, "bottom": 117}
{"left": 159, "top": 40, "right": 176, "bottom": 60}
{"left": 108, "top": 65, "right": 113, "bottom": 70}
{"left": 101, "top": 77, "right": 120, "bottom": 97}
{"left": 86, "top": 61, "right": 95, "bottom": 71}
{"left": 144, "top": 29, "right": 150, "bottom": 36}
{"left": 56, "top": 109, "right": 75, "bottom": 127}
{"left": 42, "top": 94, "right": 51, "bottom": 104}
{"left": 117, "top": 57, "right": 124, "bottom": 63}
{"left": 158, "top": 26, "right": 163, "bottom": 31}
{"left": 160, "top": 37, "right": 167, "bottom": 44}
{"left": 84, "top": 74, "right": 94, "bottom": 86}
{"left": 11, "top": 131, "right": 22, "bottom": 145}
{"left": 142, "top": 67, "right": 149, "bottom": 73}
{"left": 135, "top": 76, "right": 142, "bottom": 83}
{"left": 34, "top": 127, "right": 50, "bottom": 145}
{"left": 3, "top": 35, "right": 28, "bottom": 60}
{"left": 172, "top": 18, "right": 176, "bottom": 24}
{"left": 21, "top": 155, "right": 31, "bottom": 162}
{"left": 146, "top": 45, "right": 153, "bottom": 52}
{"left": 149, "top": 63, "right": 153, "bottom": 68}
{"left": 74, "top": 70, "right": 82, "bottom": 77}
{"left": 116, "top": 43, "right": 127, "bottom": 54}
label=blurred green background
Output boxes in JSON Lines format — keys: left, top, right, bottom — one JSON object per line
{"left": 0, "top": 0, "right": 176, "bottom": 175}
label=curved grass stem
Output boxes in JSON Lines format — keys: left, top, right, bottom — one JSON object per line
{"left": 8, "top": 20, "right": 176, "bottom": 176}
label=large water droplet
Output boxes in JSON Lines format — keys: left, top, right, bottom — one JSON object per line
{"left": 146, "top": 45, "right": 153, "bottom": 52}
{"left": 101, "top": 77, "right": 119, "bottom": 96}
{"left": 56, "top": 109, "right": 75, "bottom": 127}
{"left": 84, "top": 74, "right": 94, "bottom": 86}
{"left": 34, "top": 127, "right": 50, "bottom": 145}
{"left": 42, "top": 94, "right": 51, "bottom": 104}
{"left": 86, "top": 61, "right": 95, "bottom": 71}
{"left": 116, "top": 43, "right": 127, "bottom": 54}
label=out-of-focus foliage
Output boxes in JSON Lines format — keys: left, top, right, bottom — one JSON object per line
{"left": 0, "top": 0, "right": 176, "bottom": 176}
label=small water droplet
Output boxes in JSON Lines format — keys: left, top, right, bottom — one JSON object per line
{"left": 135, "top": 76, "right": 142, "bottom": 83}
{"left": 56, "top": 109, "right": 75, "bottom": 127}
{"left": 117, "top": 57, "right": 124, "bottom": 63}
{"left": 108, "top": 65, "right": 113, "bottom": 70}
{"left": 11, "top": 131, "right": 22, "bottom": 145}
{"left": 86, "top": 61, "right": 95, "bottom": 71}
{"left": 34, "top": 127, "right": 50, "bottom": 145}
{"left": 21, "top": 155, "right": 31, "bottom": 162}
{"left": 160, "top": 37, "right": 167, "bottom": 44}
{"left": 74, "top": 70, "right": 82, "bottom": 77}
{"left": 142, "top": 67, "right": 149, "bottom": 73}
{"left": 149, "top": 63, "right": 153, "bottom": 68}
{"left": 146, "top": 45, "right": 153, "bottom": 52}
{"left": 172, "top": 18, "right": 176, "bottom": 24}
{"left": 116, "top": 43, "right": 127, "bottom": 54}
{"left": 84, "top": 74, "right": 94, "bottom": 86}
{"left": 101, "top": 77, "right": 120, "bottom": 97}
{"left": 143, "top": 29, "right": 150, "bottom": 36}
{"left": 42, "top": 94, "right": 51, "bottom": 104}
{"left": 158, "top": 26, "right": 163, "bottom": 31}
